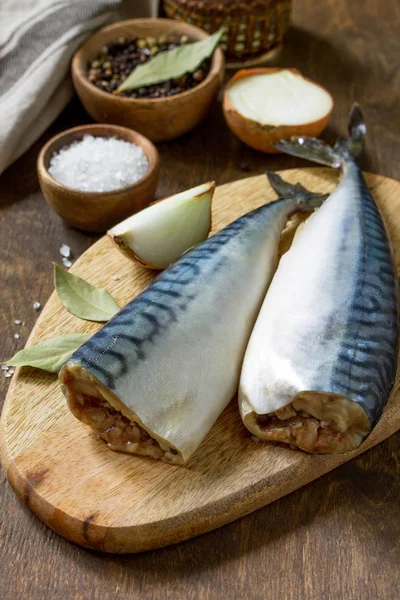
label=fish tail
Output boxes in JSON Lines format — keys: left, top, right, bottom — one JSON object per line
{"left": 275, "top": 104, "right": 366, "bottom": 167}
{"left": 334, "top": 103, "right": 366, "bottom": 160}
{"left": 266, "top": 172, "right": 328, "bottom": 211}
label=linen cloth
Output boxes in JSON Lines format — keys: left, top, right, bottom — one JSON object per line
{"left": 0, "top": 0, "right": 159, "bottom": 175}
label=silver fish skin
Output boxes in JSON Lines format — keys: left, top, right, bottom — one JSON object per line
{"left": 239, "top": 105, "right": 399, "bottom": 454}
{"left": 60, "top": 176, "right": 325, "bottom": 464}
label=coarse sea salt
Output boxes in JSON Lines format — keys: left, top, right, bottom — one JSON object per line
{"left": 48, "top": 135, "right": 149, "bottom": 193}
{"left": 60, "top": 243, "right": 71, "bottom": 258}
{"left": 62, "top": 257, "right": 73, "bottom": 269}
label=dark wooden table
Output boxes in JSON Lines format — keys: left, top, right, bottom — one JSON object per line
{"left": 1, "top": 1, "right": 399, "bottom": 598}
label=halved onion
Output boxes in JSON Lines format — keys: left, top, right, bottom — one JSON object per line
{"left": 108, "top": 181, "right": 215, "bottom": 269}
{"left": 223, "top": 68, "right": 333, "bottom": 153}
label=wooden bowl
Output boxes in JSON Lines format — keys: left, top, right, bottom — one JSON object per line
{"left": 71, "top": 18, "right": 225, "bottom": 142}
{"left": 37, "top": 124, "right": 160, "bottom": 233}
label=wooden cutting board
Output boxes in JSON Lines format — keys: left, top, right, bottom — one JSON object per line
{"left": 1, "top": 168, "right": 400, "bottom": 554}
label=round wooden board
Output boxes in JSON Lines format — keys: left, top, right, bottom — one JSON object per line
{"left": 1, "top": 168, "right": 400, "bottom": 554}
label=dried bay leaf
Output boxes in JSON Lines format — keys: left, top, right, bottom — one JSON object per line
{"left": 54, "top": 263, "right": 120, "bottom": 322}
{"left": 117, "top": 27, "right": 224, "bottom": 92}
{"left": 5, "top": 334, "right": 92, "bottom": 373}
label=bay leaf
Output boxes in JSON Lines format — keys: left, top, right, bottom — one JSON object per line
{"left": 54, "top": 263, "right": 120, "bottom": 322}
{"left": 117, "top": 27, "right": 224, "bottom": 93}
{"left": 4, "top": 333, "right": 92, "bottom": 373}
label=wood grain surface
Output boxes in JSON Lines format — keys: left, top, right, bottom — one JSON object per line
{"left": 0, "top": 0, "right": 399, "bottom": 597}
{"left": 2, "top": 169, "right": 399, "bottom": 555}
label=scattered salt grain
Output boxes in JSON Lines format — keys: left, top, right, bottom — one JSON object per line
{"left": 62, "top": 257, "right": 73, "bottom": 268}
{"left": 48, "top": 135, "right": 149, "bottom": 192}
{"left": 60, "top": 243, "right": 71, "bottom": 258}
{"left": 33, "top": 301, "right": 41, "bottom": 311}
{"left": 13, "top": 333, "right": 20, "bottom": 340}
{"left": 14, "top": 319, "right": 21, "bottom": 325}
{"left": 111, "top": 274, "right": 120, "bottom": 281}
{"left": 5, "top": 370, "right": 14, "bottom": 378}
{"left": 1, "top": 365, "right": 9, "bottom": 371}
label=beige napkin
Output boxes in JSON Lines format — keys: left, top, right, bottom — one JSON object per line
{"left": 0, "top": 0, "right": 160, "bottom": 176}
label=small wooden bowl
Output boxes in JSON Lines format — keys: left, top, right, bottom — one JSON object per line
{"left": 37, "top": 124, "right": 160, "bottom": 232}
{"left": 71, "top": 18, "right": 225, "bottom": 142}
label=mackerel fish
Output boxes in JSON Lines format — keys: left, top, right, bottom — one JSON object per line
{"left": 239, "top": 105, "right": 399, "bottom": 453}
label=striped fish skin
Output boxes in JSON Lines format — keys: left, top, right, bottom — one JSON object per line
{"left": 68, "top": 200, "right": 292, "bottom": 390}
{"left": 240, "top": 107, "right": 399, "bottom": 453}
{"left": 325, "top": 163, "right": 398, "bottom": 426}
{"left": 61, "top": 183, "right": 324, "bottom": 464}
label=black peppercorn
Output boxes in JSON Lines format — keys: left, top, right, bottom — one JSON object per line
{"left": 87, "top": 35, "right": 210, "bottom": 99}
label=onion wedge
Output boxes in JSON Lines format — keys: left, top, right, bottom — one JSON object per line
{"left": 108, "top": 182, "right": 214, "bottom": 269}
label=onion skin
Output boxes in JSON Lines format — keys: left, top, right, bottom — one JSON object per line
{"left": 223, "top": 68, "right": 333, "bottom": 154}
{"left": 108, "top": 234, "right": 154, "bottom": 268}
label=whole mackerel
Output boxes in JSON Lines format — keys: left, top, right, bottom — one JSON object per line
{"left": 60, "top": 176, "right": 325, "bottom": 464}
{"left": 239, "top": 105, "right": 399, "bottom": 453}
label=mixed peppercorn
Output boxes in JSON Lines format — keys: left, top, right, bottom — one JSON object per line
{"left": 87, "top": 35, "right": 210, "bottom": 98}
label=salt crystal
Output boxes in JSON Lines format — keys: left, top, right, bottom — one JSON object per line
{"left": 1, "top": 365, "right": 9, "bottom": 371}
{"left": 111, "top": 274, "right": 120, "bottom": 281}
{"left": 5, "top": 371, "right": 13, "bottom": 378}
{"left": 14, "top": 333, "right": 20, "bottom": 340}
{"left": 33, "top": 301, "right": 41, "bottom": 311}
{"left": 14, "top": 319, "right": 21, "bottom": 325}
{"left": 62, "top": 258, "right": 73, "bottom": 268}
{"left": 60, "top": 244, "right": 71, "bottom": 258}
{"left": 48, "top": 135, "right": 149, "bottom": 193}
{"left": 7, "top": 369, "right": 14, "bottom": 375}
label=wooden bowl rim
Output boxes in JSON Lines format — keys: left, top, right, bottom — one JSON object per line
{"left": 37, "top": 124, "right": 160, "bottom": 200}
{"left": 71, "top": 18, "right": 225, "bottom": 106}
